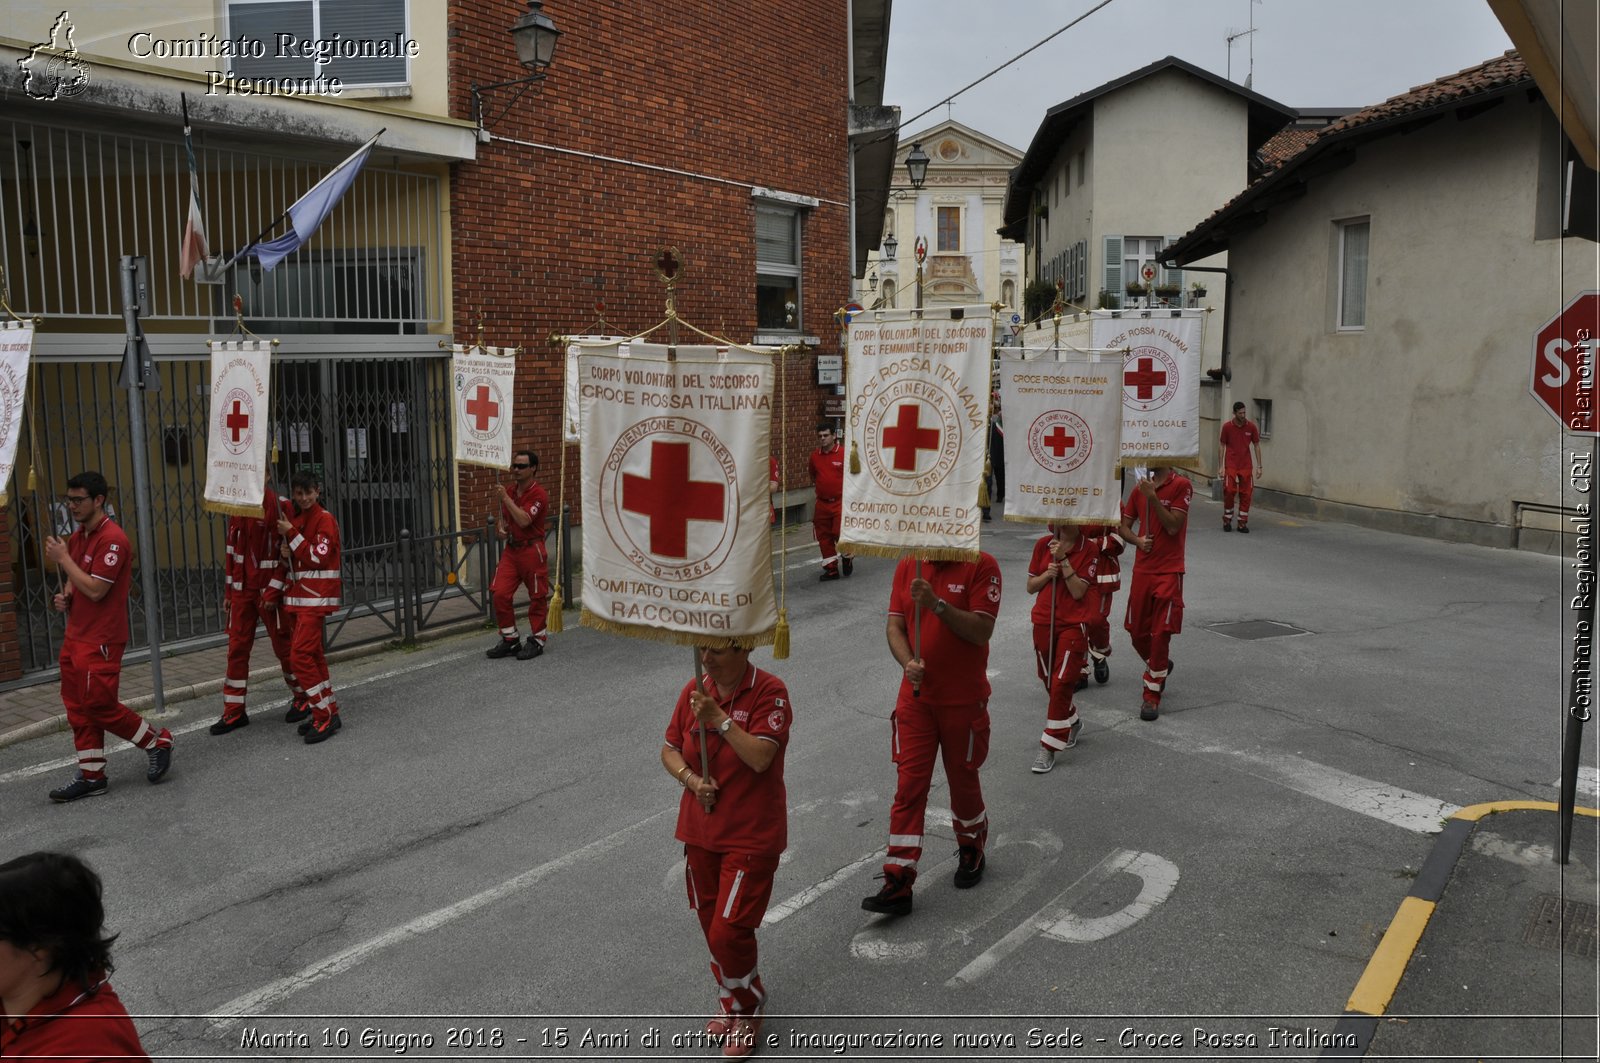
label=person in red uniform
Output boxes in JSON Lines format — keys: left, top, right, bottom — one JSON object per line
{"left": 1119, "top": 466, "right": 1192, "bottom": 721}
{"left": 486, "top": 450, "right": 551, "bottom": 661}
{"left": 807, "top": 424, "right": 851, "bottom": 581}
{"left": 0, "top": 852, "right": 150, "bottom": 1063}
{"left": 862, "top": 552, "right": 1001, "bottom": 916}
{"left": 1219, "top": 401, "right": 1263, "bottom": 532}
{"left": 278, "top": 469, "right": 344, "bottom": 744}
{"left": 1082, "top": 522, "right": 1125, "bottom": 686}
{"left": 661, "top": 644, "right": 791, "bottom": 1061}
{"left": 768, "top": 454, "right": 780, "bottom": 525}
{"left": 211, "top": 486, "right": 309, "bottom": 735}
{"left": 42, "top": 471, "right": 174, "bottom": 802}
{"left": 1025, "top": 524, "right": 1099, "bottom": 774}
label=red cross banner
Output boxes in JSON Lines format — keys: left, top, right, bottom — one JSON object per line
{"left": 564, "top": 336, "right": 625, "bottom": 444}
{"left": 1092, "top": 310, "right": 1204, "bottom": 465}
{"left": 453, "top": 344, "right": 517, "bottom": 469}
{"left": 577, "top": 342, "right": 779, "bottom": 647}
{"left": 840, "top": 307, "right": 994, "bottom": 561}
{"left": 0, "top": 322, "right": 33, "bottom": 507}
{"left": 202, "top": 339, "right": 272, "bottom": 517}
{"left": 998, "top": 351, "right": 1123, "bottom": 525}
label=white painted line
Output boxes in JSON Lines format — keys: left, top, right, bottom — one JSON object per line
{"left": 763, "top": 848, "right": 886, "bottom": 928}
{"left": 0, "top": 647, "right": 483, "bottom": 786}
{"left": 208, "top": 808, "right": 668, "bottom": 1026}
{"left": 1555, "top": 766, "right": 1600, "bottom": 799}
{"left": 1471, "top": 831, "right": 1556, "bottom": 868}
{"left": 1041, "top": 850, "right": 1179, "bottom": 942}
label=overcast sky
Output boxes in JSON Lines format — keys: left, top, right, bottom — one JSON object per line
{"left": 884, "top": 0, "right": 1516, "bottom": 153}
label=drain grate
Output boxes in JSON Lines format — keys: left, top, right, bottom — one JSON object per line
{"left": 1523, "top": 894, "right": 1599, "bottom": 958}
{"left": 1207, "top": 620, "right": 1312, "bottom": 641}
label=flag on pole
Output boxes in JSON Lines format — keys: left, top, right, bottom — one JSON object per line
{"left": 242, "top": 131, "right": 381, "bottom": 272}
{"left": 202, "top": 339, "right": 273, "bottom": 517}
{"left": 998, "top": 350, "right": 1123, "bottom": 525}
{"left": 1092, "top": 309, "right": 1205, "bottom": 465}
{"left": 179, "top": 94, "right": 209, "bottom": 280}
{"left": 452, "top": 343, "right": 517, "bottom": 469}
{"left": 0, "top": 322, "right": 34, "bottom": 507}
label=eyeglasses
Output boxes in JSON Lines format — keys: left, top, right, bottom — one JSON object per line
{"left": 510, "top": 463, "right": 532, "bottom": 470}
{"left": 63, "top": 495, "right": 91, "bottom": 504}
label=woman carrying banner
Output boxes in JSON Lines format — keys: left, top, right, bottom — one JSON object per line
{"left": 1024, "top": 524, "right": 1100, "bottom": 774}
{"left": 661, "top": 644, "right": 792, "bottom": 1060}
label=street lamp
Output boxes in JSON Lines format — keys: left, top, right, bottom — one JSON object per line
{"left": 882, "top": 232, "right": 898, "bottom": 261}
{"left": 905, "top": 142, "right": 930, "bottom": 189}
{"left": 868, "top": 271, "right": 878, "bottom": 292}
{"left": 472, "top": 1, "right": 562, "bottom": 131}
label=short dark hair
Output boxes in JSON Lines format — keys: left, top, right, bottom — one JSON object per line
{"left": 1232, "top": 401, "right": 1247, "bottom": 413}
{"left": 816, "top": 422, "right": 835, "bottom": 434}
{"left": 516, "top": 450, "right": 538, "bottom": 468}
{"left": 291, "top": 469, "right": 320, "bottom": 492}
{"left": 67, "top": 471, "right": 109, "bottom": 505}
{"left": 0, "top": 852, "right": 119, "bottom": 989}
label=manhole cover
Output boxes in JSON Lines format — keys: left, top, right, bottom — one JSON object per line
{"left": 1524, "top": 894, "right": 1599, "bottom": 958}
{"left": 1207, "top": 620, "right": 1311, "bottom": 641}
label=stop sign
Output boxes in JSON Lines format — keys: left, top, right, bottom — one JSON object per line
{"left": 1531, "top": 291, "right": 1600, "bottom": 434}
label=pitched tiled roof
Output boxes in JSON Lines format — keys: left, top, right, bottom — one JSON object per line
{"left": 1254, "top": 126, "right": 1320, "bottom": 172}
{"left": 1169, "top": 52, "right": 1533, "bottom": 262}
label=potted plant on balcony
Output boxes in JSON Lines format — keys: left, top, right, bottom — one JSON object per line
{"left": 1097, "top": 289, "right": 1121, "bottom": 310}
{"left": 1190, "top": 280, "right": 1208, "bottom": 298}
{"left": 1153, "top": 282, "right": 1182, "bottom": 301}
{"left": 1124, "top": 281, "right": 1148, "bottom": 297}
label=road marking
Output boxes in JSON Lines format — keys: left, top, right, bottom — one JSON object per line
{"left": 764, "top": 848, "right": 885, "bottom": 928}
{"left": 208, "top": 808, "right": 668, "bottom": 1026}
{"left": 1470, "top": 831, "right": 1555, "bottom": 868}
{"left": 1555, "top": 766, "right": 1600, "bottom": 798}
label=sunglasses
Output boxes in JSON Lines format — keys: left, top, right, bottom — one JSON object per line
{"left": 63, "top": 495, "right": 92, "bottom": 504}
{"left": 510, "top": 463, "right": 532, "bottom": 470}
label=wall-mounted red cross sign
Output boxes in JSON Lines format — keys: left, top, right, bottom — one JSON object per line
{"left": 465, "top": 385, "right": 500, "bottom": 432}
{"left": 881, "top": 403, "right": 941, "bottom": 471}
{"left": 225, "top": 400, "right": 250, "bottom": 443}
{"left": 622, "top": 440, "right": 725, "bottom": 558}
{"left": 1042, "top": 425, "right": 1076, "bottom": 457}
{"left": 1124, "top": 358, "right": 1169, "bottom": 400}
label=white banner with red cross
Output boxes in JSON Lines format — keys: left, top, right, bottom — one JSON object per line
{"left": 1092, "top": 309, "right": 1204, "bottom": 465}
{"left": 453, "top": 344, "right": 517, "bottom": 470}
{"left": 839, "top": 307, "right": 994, "bottom": 561}
{"left": 564, "top": 336, "right": 626, "bottom": 443}
{"left": 578, "top": 342, "right": 778, "bottom": 647}
{"left": 202, "top": 339, "right": 273, "bottom": 517}
{"left": 0, "top": 322, "right": 33, "bottom": 507}
{"left": 998, "top": 351, "right": 1123, "bottom": 526}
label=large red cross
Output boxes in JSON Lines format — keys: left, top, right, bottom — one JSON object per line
{"left": 1124, "top": 357, "right": 1169, "bottom": 400}
{"left": 881, "top": 403, "right": 941, "bottom": 472}
{"left": 465, "top": 385, "right": 500, "bottom": 432}
{"left": 622, "top": 440, "right": 724, "bottom": 558}
{"left": 1043, "top": 425, "right": 1076, "bottom": 457}
{"left": 225, "top": 400, "right": 250, "bottom": 443}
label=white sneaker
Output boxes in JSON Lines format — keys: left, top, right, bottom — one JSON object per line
{"left": 1031, "top": 748, "right": 1055, "bottom": 774}
{"left": 1064, "top": 718, "right": 1083, "bottom": 749}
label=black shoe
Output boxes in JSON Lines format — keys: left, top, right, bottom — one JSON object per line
{"left": 861, "top": 873, "right": 913, "bottom": 916}
{"left": 284, "top": 702, "right": 312, "bottom": 724}
{"left": 517, "top": 638, "right": 544, "bottom": 661}
{"left": 209, "top": 712, "right": 250, "bottom": 735}
{"left": 1239, "top": 524, "right": 1250, "bottom": 534}
{"left": 1139, "top": 700, "right": 1160, "bottom": 722}
{"left": 1223, "top": 521, "right": 1233, "bottom": 532}
{"left": 303, "top": 715, "right": 343, "bottom": 744}
{"left": 1074, "top": 675, "right": 1088, "bottom": 692}
{"left": 819, "top": 569, "right": 841, "bottom": 582}
{"left": 49, "top": 774, "right": 108, "bottom": 803}
{"left": 298, "top": 713, "right": 343, "bottom": 737}
{"left": 486, "top": 637, "right": 521, "bottom": 659}
{"left": 954, "top": 846, "right": 985, "bottom": 889}
{"left": 982, "top": 510, "right": 992, "bottom": 522}
{"left": 842, "top": 557, "right": 854, "bottom": 577}
{"left": 1093, "top": 657, "right": 1109, "bottom": 684}
{"left": 146, "top": 733, "right": 174, "bottom": 783}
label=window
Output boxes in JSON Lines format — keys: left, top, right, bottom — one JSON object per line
{"left": 937, "top": 207, "right": 961, "bottom": 252}
{"left": 1122, "top": 236, "right": 1163, "bottom": 287}
{"left": 1254, "top": 399, "right": 1272, "bottom": 438}
{"left": 1063, "top": 162, "right": 1070, "bottom": 198}
{"left": 756, "top": 205, "right": 802, "bottom": 333}
{"left": 228, "top": 1, "right": 411, "bottom": 89}
{"left": 1337, "top": 218, "right": 1369, "bottom": 330}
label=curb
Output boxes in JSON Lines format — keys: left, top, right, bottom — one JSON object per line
{"left": 1320, "top": 800, "right": 1600, "bottom": 1056}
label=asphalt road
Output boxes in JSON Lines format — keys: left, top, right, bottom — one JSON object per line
{"left": 0, "top": 496, "right": 1583, "bottom": 1061}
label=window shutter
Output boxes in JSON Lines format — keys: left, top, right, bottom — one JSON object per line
{"left": 755, "top": 208, "right": 798, "bottom": 266}
{"left": 1075, "top": 240, "right": 1087, "bottom": 300}
{"left": 1162, "top": 237, "right": 1182, "bottom": 296}
{"left": 320, "top": 0, "right": 409, "bottom": 84}
{"left": 1103, "top": 236, "right": 1122, "bottom": 297}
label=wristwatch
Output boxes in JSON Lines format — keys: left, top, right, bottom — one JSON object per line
{"left": 933, "top": 598, "right": 948, "bottom": 616}
{"left": 716, "top": 717, "right": 734, "bottom": 734}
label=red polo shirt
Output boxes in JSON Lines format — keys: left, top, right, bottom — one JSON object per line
{"left": 809, "top": 445, "right": 844, "bottom": 501}
{"left": 1, "top": 975, "right": 149, "bottom": 1062}
{"left": 503, "top": 480, "right": 549, "bottom": 546}
{"left": 1028, "top": 531, "right": 1100, "bottom": 625}
{"left": 64, "top": 516, "right": 132, "bottom": 646}
{"left": 889, "top": 553, "right": 1002, "bottom": 705}
{"left": 1220, "top": 419, "right": 1260, "bottom": 470}
{"left": 1122, "top": 473, "right": 1192, "bottom": 575}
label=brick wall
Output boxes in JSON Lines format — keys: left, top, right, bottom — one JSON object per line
{"left": 447, "top": 1, "right": 853, "bottom": 522}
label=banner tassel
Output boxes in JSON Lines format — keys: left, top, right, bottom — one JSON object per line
{"left": 547, "top": 586, "right": 564, "bottom": 634}
{"left": 978, "top": 461, "right": 991, "bottom": 509}
{"left": 849, "top": 442, "right": 861, "bottom": 474}
{"left": 772, "top": 607, "right": 790, "bottom": 660}
{"left": 25, "top": 466, "right": 35, "bottom": 491}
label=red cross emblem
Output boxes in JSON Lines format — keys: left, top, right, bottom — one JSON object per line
{"left": 465, "top": 385, "right": 500, "bottom": 432}
{"left": 881, "top": 403, "right": 941, "bottom": 472}
{"left": 1042, "top": 425, "right": 1076, "bottom": 457}
{"left": 622, "top": 440, "right": 725, "bottom": 558}
{"left": 225, "top": 400, "right": 250, "bottom": 443}
{"left": 1124, "top": 357, "right": 1168, "bottom": 400}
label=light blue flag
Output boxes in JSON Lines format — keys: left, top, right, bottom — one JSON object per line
{"left": 248, "top": 131, "right": 381, "bottom": 271}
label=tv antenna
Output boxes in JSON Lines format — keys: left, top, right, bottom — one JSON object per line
{"left": 1225, "top": 0, "right": 1262, "bottom": 87}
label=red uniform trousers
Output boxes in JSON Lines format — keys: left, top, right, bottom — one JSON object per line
{"left": 491, "top": 542, "right": 549, "bottom": 646}
{"left": 59, "top": 640, "right": 168, "bottom": 781}
{"left": 883, "top": 690, "right": 990, "bottom": 883}
{"left": 222, "top": 595, "right": 302, "bottom": 723}
{"left": 1032, "top": 622, "right": 1087, "bottom": 749}
{"left": 1124, "top": 572, "right": 1184, "bottom": 707}
{"left": 286, "top": 610, "right": 339, "bottom": 726}
{"left": 1084, "top": 588, "right": 1116, "bottom": 669}
{"left": 1223, "top": 466, "right": 1255, "bottom": 526}
{"left": 812, "top": 498, "right": 842, "bottom": 574}
{"left": 684, "top": 846, "right": 778, "bottom": 1016}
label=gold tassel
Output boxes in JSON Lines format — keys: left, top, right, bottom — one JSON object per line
{"left": 0, "top": 491, "right": 7, "bottom": 507}
{"left": 978, "top": 463, "right": 991, "bottom": 509}
{"left": 849, "top": 442, "right": 861, "bottom": 474}
{"left": 271, "top": 442, "right": 280, "bottom": 464}
{"left": 772, "top": 607, "right": 790, "bottom": 659}
{"left": 547, "top": 587, "right": 564, "bottom": 634}
{"left": 26, "top": 466, "right": 36, "bottom": 491}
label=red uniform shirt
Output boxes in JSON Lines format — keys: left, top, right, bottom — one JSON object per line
{"left": 889, "top": 553, "right": 1002, "bottom": 704}
{"left": 809, "top": 445, "right": 844, "bottom": 502}
{"left": 1122, "top": 473, "right": 1192, "bottom": 575}
{"left": 666, "top": 665, "right": 792, "bottom": 856}
{"left": 1028, "top": 531, "right": 1100, "bottom": 625}
{"left": 503, "top": 480, "right": 549, "bottom": 546}
{"left": 1220, "top": 419, "right": 1260, "bottom": 470}
{"left": 225, "top": 488, "right": 288, "bottom": 601}
{"left": 1086, "top": 522, "right": 1124, "bottom": 592}
{"left": 283, "top": 501, "right": 342, "bottom": 613}
{"left": 1, "top": 976, "right": 150, "bottom": 1062}
{"left": 64, "top": 516, "right": 131, "bottom": 646}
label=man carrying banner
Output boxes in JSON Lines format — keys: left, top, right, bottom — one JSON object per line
{"left": 1219, "top": 401, "right": 1263, "bottom": 533}
{"left": 486, "top": 450, "right": 550, "bottom": 661}
{"left": 863, "top": 553, "right": 1001, "bottom": 915}
{"left": 277, "top": 470, "right": 344, "bottom": 743}
{"left": 808, "top": 424, "right": 851, "bottom": 581}
{"left": 211, "top": 487, "right": 309, "bottom": 734}
{"left": 43, "top": 472, "right": 174, "bottom": 802}
{"left": 1025, "top": 524, "right": 1099, "bottom": 774}
{"left": 1119, "top": 466, "right": 1193, "bottom": 721}
{"left": 661, "top": 644, "right": 791, "bottom": 1060}
{"left": 1084, "top": 523, "right": 1124, "bottom": 686}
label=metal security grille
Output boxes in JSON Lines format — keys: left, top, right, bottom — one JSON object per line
{"left": 5, "top": 353, "right": 454, "bottom": 676}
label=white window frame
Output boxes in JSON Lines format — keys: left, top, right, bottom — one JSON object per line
{"left": 1336, "top": 217, "right": 1370, "bottom": 332}
{"left": 226, "top": 0, "right": 413, "bottom": 91}
{"left": 1122, "top": 236, "right": 1163, "bottom": 287}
